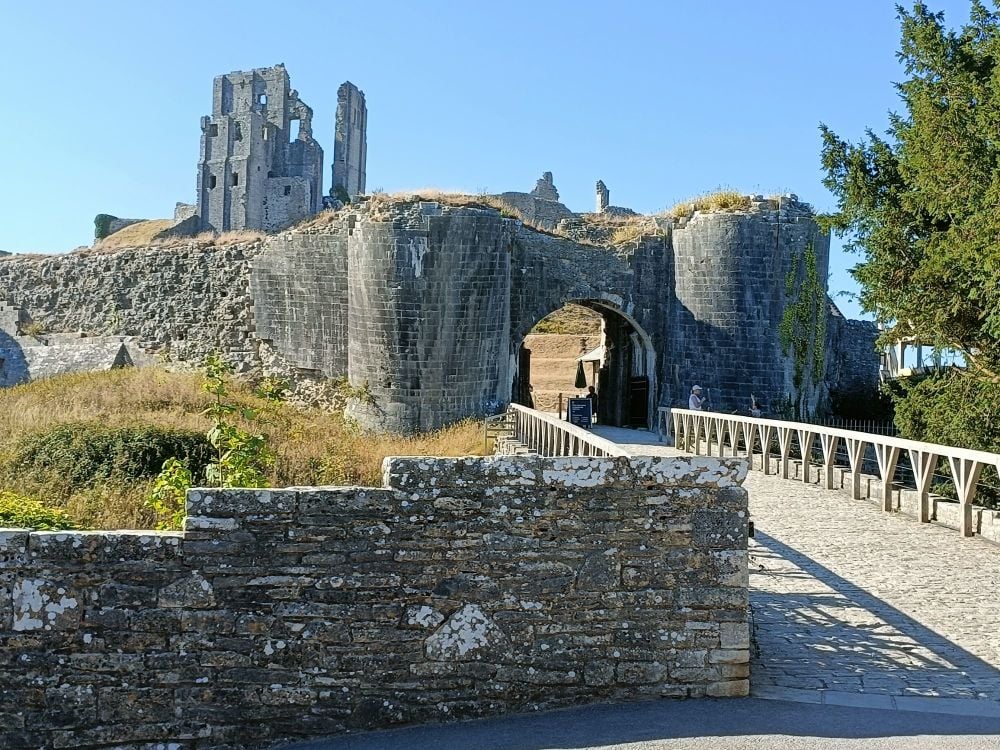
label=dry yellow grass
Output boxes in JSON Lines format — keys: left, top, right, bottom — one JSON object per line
{"left": 90, "top": 227, "right": 264, "bottom": 253}
{"left": 365, "top": 190, "right": 527, "bottom": 222}
{"left": 0, "top": 368, "right": 483, "bottom": 530}
{"left": 291, "top": 208, "right": 345, "bottom": 231}
{"left": 523, "top": 333, "right": 602, "bottom": 413}
{"left": 576, "top": 212, "right": 664, "bottom": 245}
{"left": 96, "top": 219, "right": 176, "bottom": 247}
{"left": 531, "top": 303, "right": 602, "bottom": 335}
{"left": 664, "top": 190, "right": 753, "bottom": 219}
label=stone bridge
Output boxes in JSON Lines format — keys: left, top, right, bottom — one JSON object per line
{"left": 509, "top": 405, "right": 1000, "bottom": 717}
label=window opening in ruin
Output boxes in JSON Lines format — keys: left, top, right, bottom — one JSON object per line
{"left": 209, "top": 175, "right": 217, "bottom": 189}
{"left": 290, "top": 119, "right": 301, "bottom": 141}
{"left": 232, "top": 172, "right": 239, "bottom": 186}
{"left": 258, "top": 93, "right": 267, "bottom": 106}
{"left": 268, "top": 170, "right": 276, "bottom": 178}
{"left": 283, "top": 185, "right": 291, "bottom": 196}
{"left": 209, "top": 123, "right": 219, "bottom": 137}
{"left": 262, "top": 127, "right": 268, "bottom": 141}
{"left": 234, "top": 123, "right": 243, "bottom": 141}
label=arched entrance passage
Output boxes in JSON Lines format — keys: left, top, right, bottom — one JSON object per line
{"left": 513, "top": 299, "right": 658, "bottom": 430}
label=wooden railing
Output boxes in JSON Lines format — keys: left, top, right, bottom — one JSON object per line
{"left": 672, "top": 408, "right": 1000, "bottom": 537}
{"left": 507, "top": 404, "right": 629, "bottom": 457}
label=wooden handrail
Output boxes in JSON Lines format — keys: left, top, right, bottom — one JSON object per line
{"left": 507, "top": 403, "right": 630, "bottom": 458}
{"left": 671, "top": 408, "right": 1000, "bottom": 537}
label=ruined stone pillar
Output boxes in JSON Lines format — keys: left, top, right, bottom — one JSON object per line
{"left": 596, "top": 180, "right": 609, "bottom": 213}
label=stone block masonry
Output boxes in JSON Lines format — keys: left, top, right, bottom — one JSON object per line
{"left": 0, "top": 455, "right": 749, "bottom": 749}
{"left": 0, "top": 242, "right": 262, "bottom": 374}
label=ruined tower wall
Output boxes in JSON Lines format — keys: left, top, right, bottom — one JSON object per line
{"left": 666, "top": 200, "right": 829, "bottom": 415}
{"left": 345, "top": 204, "right": 513, "bottom": 432}
{"left": 197, "top": 65, "right": 323, "bottom": 233}
{"left": 332, "top": 82, "right": 367, "bottom": 198}
{"left": 250, "top": 223, "right": 351, "bottom": 378}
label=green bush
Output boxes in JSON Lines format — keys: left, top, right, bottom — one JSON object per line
{"left": 93, "top": 213, "right": 115, "bottom": 240}
{"left": 0, "top": 491, "right": 76, "bottom": 530}
{"left": 12, "top": 423, "right": 213, "bottom": 486}
{"left": 890, "top": 373, "right": 1000, "bottom": 453}
{"left": 890, "top": 372, "right": 1000, "bottom": 508}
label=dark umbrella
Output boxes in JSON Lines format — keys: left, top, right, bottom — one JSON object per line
{"left": 574, "top": 360, "right": 587, "bottom": 390}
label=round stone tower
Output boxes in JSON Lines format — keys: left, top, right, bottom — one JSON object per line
{"left": 345, "top": 202, "right": 515, "bottom": 433}
{"left": 667, "top": 196, "right": 829, "bottom": 417}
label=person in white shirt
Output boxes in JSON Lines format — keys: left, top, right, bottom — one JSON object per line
{"left": 689, "top": 384, "right": 705, "bottom": 410}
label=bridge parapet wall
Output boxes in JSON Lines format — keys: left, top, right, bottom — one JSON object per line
{"left": 0, "top": 455, "right": 749, "bottom": 749}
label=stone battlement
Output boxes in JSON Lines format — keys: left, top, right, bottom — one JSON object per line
{"left": 0, "top": 455, "right": 749, "bottom": 749}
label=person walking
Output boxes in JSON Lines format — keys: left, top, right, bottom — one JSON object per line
{"left": 689, "top": 384, "right": 705, "bottom": 411}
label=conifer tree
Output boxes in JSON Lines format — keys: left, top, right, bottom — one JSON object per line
{"left": 821, "top": 1, "right": 1000, "bottom": 382}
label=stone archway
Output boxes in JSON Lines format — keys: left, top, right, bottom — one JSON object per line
{"left": 514, "top": 298, "right": 658, "bottom": 430}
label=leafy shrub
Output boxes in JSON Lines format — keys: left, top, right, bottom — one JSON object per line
{"left": 201, "top": 353, "right": 273, "bottom": 487}
{"left": 829, "top": 386, "right": 894, "bottom": 421}
{"left": 20, "top": 320, "right": 47, "bottom": 337}
{"left": 13, "top": 423, "right": 213, "bottom": 486}
{"left": 890, "top": 372, "right": 1000, "bottom": 508}
{"left": 890, "top": 373, "right": 1000, "bottom": 453}
{"left": 147, "top": 457, "right": 193, "bottom": 530}
{"left": 0, "top": 490, "right": 76, "bottom": 530}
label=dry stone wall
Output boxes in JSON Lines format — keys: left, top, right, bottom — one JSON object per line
{"left": 0, "top": 243, "right": 262, "bottom": 372}
{"left": 0, "top": 455, "right": 750, "bottom": 749}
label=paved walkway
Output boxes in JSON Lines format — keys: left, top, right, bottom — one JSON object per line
{"left": 593, "top": 426, "right": 1000, "bottom": 715}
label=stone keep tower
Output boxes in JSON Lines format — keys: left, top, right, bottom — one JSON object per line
{"left": 196, "top": 64, "right": 324, "bottom": 232}
{"left": 331, "top": 82, "right": 367, "bottom": 199}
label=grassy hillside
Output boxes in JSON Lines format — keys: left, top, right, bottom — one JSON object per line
{"left": 531, "top": 303, "right": 602, "bottom": 335}
{"left": 0, "top": 368, "right": 482, "bottom": 530}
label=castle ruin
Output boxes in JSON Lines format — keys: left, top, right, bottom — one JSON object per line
{"left": 331, "top": 82, "right": 367, "bottom": 199}
{"left": 98, "top": 65, "right": 368, "bottom": 238}
{"left": 195, "top": 64, "right": 324, "bottom": 232}
{"left": 6, "top": 66, "right": 879, "bottom": 431}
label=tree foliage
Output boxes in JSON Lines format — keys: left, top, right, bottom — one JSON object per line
{"left": 890, "top": 371, "right": 1000, "bottom": 450}
{"left": 820, "top": 1, "right": 1000, "bottom": 381}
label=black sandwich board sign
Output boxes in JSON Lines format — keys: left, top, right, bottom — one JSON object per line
{"left": 567, "top": 398, "right": 593, "bottom": 429}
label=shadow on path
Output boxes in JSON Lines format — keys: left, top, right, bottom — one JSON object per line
{"left": 277, "top": 697, "right": 1000, "bottom": 750}
{"left": 751, "top": 530, "right": 1000, "bottom": 701}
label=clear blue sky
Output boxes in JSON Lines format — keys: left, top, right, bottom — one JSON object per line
{"left": 0, "top": 0, "right": 979, "bottom": 319}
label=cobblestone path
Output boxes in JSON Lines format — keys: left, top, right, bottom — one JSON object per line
{"left": 593, "top": 426, "right": 1000, "bottom": 714}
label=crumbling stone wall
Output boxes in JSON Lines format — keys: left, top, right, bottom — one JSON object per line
{"left": 2, "top": 195, "right": 875, "bottom": 427}
{"left": 0, "top": 243, "right": 262, "bottom": 372}
{"left": 250, "top": 226, "right": 350, "bottom": 378}
{"left": 669, "top": 198, "right": 830, "bottom": 415}
{"left": 825, "top": 304, "right": 880, "bottom": 401}
{"left": 345, "top": 203, "right": 515, "bottom": 431}
{"left": 0, "top": 455, "right": 750, "bottom": 749}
